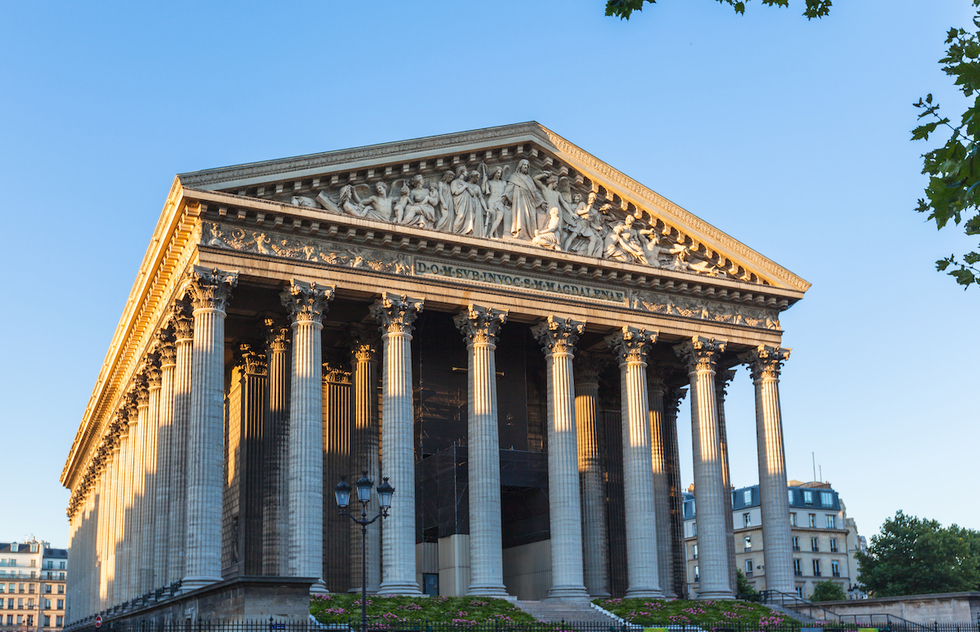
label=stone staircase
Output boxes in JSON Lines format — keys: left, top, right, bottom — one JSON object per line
{"left": 515, "top": 600, "right": 624, "bottom": 626}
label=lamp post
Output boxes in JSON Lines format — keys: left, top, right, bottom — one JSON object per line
{"left": 334, "top": 471, "right": 393, "bottom": 632}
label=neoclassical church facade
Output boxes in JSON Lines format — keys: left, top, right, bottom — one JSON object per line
{"left": 61, "top": 123, "right": 809, "bottom": 624}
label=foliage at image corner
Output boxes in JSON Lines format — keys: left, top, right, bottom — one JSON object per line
{"left": 592, "top": 597, "right": 799, "bottom": 627}
{"left": 913, "top": 0, "right": 980, "bottom": 289}
{"left": 309, "top": 594, "right": 537, "bottom": 626}
{"left": 809, "top": 580, "right": 847, "bottom": 603}
{"left": 604, "top": 0, "right": 831, "bottom": 21}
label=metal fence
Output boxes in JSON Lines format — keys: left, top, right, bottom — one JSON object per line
{"left": 79, "top": 619, "right": 980, "bottom": 632}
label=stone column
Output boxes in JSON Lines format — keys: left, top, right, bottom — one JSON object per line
{"left": 122, "top": 397, "right": 139, "bottom": 601}
{"left": 155, "top": 331, "right": 175, "bottom": 585}
{"left": 347, "top": 325, "right": 381, "bottom": 594}
{"left": 454, "top": 305, "right": 509, "bottom": 597}
{"left": 715, "top": 368, "right": 738, "bottom": 594}
{"left": 607, "top": 326, "right": 663, "bottom": 598}
{"left": 574, "top": 352, "right": 610, "bottom": 598}
{"left": 531, "top": 315, "right": 590, "bottom": 600}
{"left": 169, "top": 302, "right": 193, "bottom": 585}
{"left": 130, "top": 382, "right": 148, "bottom": 598}
{"left": 648, "top": 371, "right": 677, "bottom": 599}
{"left": 663, "top": 383, "right": 688, "bottom": 598}
{"left": 743, "top": 346, "right": 795, "bottom": 594}
{"left": 674, "top": 336, "right": 733, "bottom": 600}
{"left": 236, "top": 343, "right": 269, "bottom": 576}
{"left": 263, "top": 318, "right": 290, "bottom": 576}
{"left": 370, "top": 292, "right": 424, "bottom": 596}
{"left": 183, "top": 266, "right": 238, "bottom": 592}
{"left": 106, "top": 420, "right": 123, "bottom": 607}
{"left": 281, "top": 279, "right": 334, "bottom": 592}
{"left": 142, "top": 358, "right": 161, "bottom": 592}
{"left": 96, "top": 443, "right": 111, "bottom": 610}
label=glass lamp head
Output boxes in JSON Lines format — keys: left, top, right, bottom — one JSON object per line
{"left": 377, "top": 477, "right": 395, "bottom": 511}
{"left": 333, "top": 477, "right": 351, "bottom": 509}
{"left": 355, "top": 471, "right": 373, "bottom": 504}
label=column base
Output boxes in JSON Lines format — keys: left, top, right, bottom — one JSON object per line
{"left": 378, "top": 581, "right": 422, "bottom": 596}
{"left": 180, "top": 575, "right": 223, "bottom": 593}
{"left": 309, "top": 580, "right": 328, "bottom": 595}
{"left": 589, "top": 590, "right": 612, "bottom": 598}
{"left": 467, "top": 583, "right": 510, "bottom": 598}
{"left": 545, "top": 585, "right": 590, "bottom": 600}
{"left": 696, "top": 590, "right": 735, "bottom": 600}
{"left": 626, "top": 587, "right": 665, "bottom": 598}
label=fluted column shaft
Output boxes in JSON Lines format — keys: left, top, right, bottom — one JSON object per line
{"left": 608, "top": 327, "right": 663, "bottom": 598}
{"left": 648, "top": 373, "right": 676, "bottom": 598}
{"left": 663, "top": 384, "right": 688, "bottom": 597}
{"left": 348, "top": 327, "right": 381, "bottom": 594}
{"left": 133, "top": 386, "right": 149, "bottom": 596}
{"left": 142, "top": 362, "right": 161, "bottom": 592}
{"left": 675, "top": 337, "right": 733, "bottom": 600}
{"left": 716, "top": 369, "right": 738, "bottom": 594}
{"left": 531, "top": 316, "right": 589, "bottom": 600}
{"left": 746, "top": 346, "right": 795, "bottom": 594}
{"left": 264, "top": 320, "right": 290, "bottom": 576}
{"left": 155, "top": 335, "right": 176, "bottom": 585}
{"left": 96, "top": 453, "right": 110, "bottom": 610}
{"left": 120, "top": 409, "right": 137, "bottom": 601}
{"left": 574, "top": 353, "right": 610, "bottom": 597}
{"left": 371, "top": 293, "right": 424, "bottom": 595}
{"left": 184, "top": 267, "right": 238, "bottom": 591}
{"left": 106, "top": 430, "right": 123, "bottom": 607}
{"left": 281, "top": 279, "right": 334, "bottom": 592}
{"left": 169, "top": 306, "right": 193, "bottom": 584}
{"left": 454, "top": 305, "right": 509, "bottom": 597}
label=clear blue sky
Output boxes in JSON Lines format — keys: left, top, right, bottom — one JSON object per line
{"left": 1, "top": 0, "right": 976, "bottom": 550}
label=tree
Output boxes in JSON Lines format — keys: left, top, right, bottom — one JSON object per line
{"left": 810, "top": 580, "right": 847, "bottom": 602}
{"left": 604, "top": 0, "right": 831, "bottom": 21}
{"left": 736, "top": 567, "right": 759, "bottom": 596}
{"left": 856, "top": 511, "right": 980, "bottom": 597}
{"left": 913, "top": 0, "right": 980, "bottom": 288}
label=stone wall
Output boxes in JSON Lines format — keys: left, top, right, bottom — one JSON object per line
{"left": 821, "top": 593, "right": 980, "bottom": 624}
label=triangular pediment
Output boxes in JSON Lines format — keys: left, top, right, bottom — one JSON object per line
{"left": 178, "top": 122, "right": 809, "bottom": 292}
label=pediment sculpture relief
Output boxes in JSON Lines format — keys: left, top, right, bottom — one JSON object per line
{"left": 284, "top": 157, "right": 756, "bottom": 283}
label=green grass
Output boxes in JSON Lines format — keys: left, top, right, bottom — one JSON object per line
{"left": 310, "top": 594, "right": 537, "bottom": 626}
{"left": 592, "top": 598, "right": 800, "bottom": 627}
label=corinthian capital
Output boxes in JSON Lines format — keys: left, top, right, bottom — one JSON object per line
{"left": 171, "top": 301, "right": 194, "bottom": 341}
{"left": 531, "top": 315, "right": 585, "bottom": 356}
{"left": 145, "top": 354, "right": 163, "bottom": 389}
{"left": 605, "top": 326, "right": 657, "bottom": 366}
{"left": 235, "top": 342, "right": 268, "bottom": 376}
{"left": 346, "top": 323, "right": 380, "bottom": 362}
{"left": 280, "top": 279, "right": 335, "bottom": 325}
{"left": 156, "top": 329, "right": 177, "bottom": 367}
{"left": 188, "top": 266, "right": 238, "bottom": 312}
{"left": 574, "top": 351, "right": 608, "bottom": 385}
{"left": 453, "top": 304, "right": 508, "bottom": 347}
{"left": 673, "top": 336, "right": 727, "bottom": 374}
{"left": 741, "top": 345, "right": 790, "bottom": 383}
{"left": 263, "top": 316, "right": 290, "bottom": 353}
{"left": 370, "top": 292, "right": 424, "bottom": 335}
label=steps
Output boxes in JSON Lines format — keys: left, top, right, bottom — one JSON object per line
{"left": 515, "top": 600, "right": 623, "bottom": 625}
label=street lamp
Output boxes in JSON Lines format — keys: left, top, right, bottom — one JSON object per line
{"left": 334, "top": 471, "right": 393, "bottom": 632}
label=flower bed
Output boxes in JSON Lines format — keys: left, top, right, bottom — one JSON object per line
{"left": 593, "top": 598, "right": 801, "bottom": 628}
{"left": 310, "top": 594, "right": 537, "bottom": 626}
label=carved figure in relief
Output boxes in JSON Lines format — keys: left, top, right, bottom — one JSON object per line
{"left": 435, "top": 170, "right": 456, "bottom": 232}
{"left": 398, "top": 175, "right": 437, "bottom": 227}
{"left": 604, "top": 215, "right": 647, "bottom": 264}
{"left": 481, "top": 164, "right": 510, "bottom": 238}
{"left": 533, "top": 171, "right": 573, "bottom": 232}
{"left": 290, "top": 196, "right": 319, "bottom": 209}
{"left": 562, "top": 192, "right": 604, "bottom": 257}
{"left": 638, "top": 226, "right": 669, "bottom": 267}
{"left": 358, "top": 182, "right": 396, "bottom": 222}
{"left": 531, "top": 207, "right": 564, "bottom": 251}
{"left": 466, "top": 170, "right": 488, "bottom": 238}
{"left": 504, "top": 159, "right": 546, "bottom": 240}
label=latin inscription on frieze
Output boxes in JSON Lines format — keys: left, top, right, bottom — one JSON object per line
{"left": 414, "top": 259, "right": 627, "bottom": 304}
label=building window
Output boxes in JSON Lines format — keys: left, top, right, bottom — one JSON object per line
{"left": 59, "top": 562, "right": 65, "bottom": 570}
{"left": 790, "top": 512, "right": 797, "bottom": 527}
{"left": 694, "top": 565, "right": 700, "bottom": 582}
{"left": 57, "top": 585, "right": 63, "bottom": 594}
{"left": 744, "top": 489, "right": 752, "bottom": 504}
{"left": 29, "top": 560, "right": 35, "bottom": 568}
{"left": 57, "top": 599, "right": 63, "bottom": 609}
{"left": 0, "top": 584, "right": 3, "bottom": 593}
{"left": 58, "top": 573, "right": 64, "bottom": 580}
{"left": 43, "top": 615, "right": 50, "bottom": 626}
{"left": 744, "top": 536, "right": 752, "bottom": 550}
{"left": 793, "top": 559, "right": 802, "bottom": 576}
{"left": 788, "top": 489, "right": 795, "bottom": 503}
{"left": 797, "top": 586, "right": 804, "bottom": 598}
{"left": 821, "top": 492, "right": 833, "bottom": 506}
{"left": 57, "top": 616, "right": 63, "bottom": 626}
{"left": 743, "top": 512, "right": 752, "bottom": 527}
{"left": 17, "top": 585, "right": 23, "bottom": 594}
{"left": 26, "top": 615, "right": 33, "bottom": 626}
{"left": 745, "top": 559, "right": 754, "bottom": 576}
{"left": 44, "top": 584, "right": 51, "bottom": 594}
{"left": 826, "top": 515, "right": 837, "bottom": 529}
{"left": 803, "top": 490, "right": 814, "bottom": 505}
{"left": 693, "top": 544, "right": 698, "bottom": 559}
{"left": 43, "top": 599, "right": 50, "bottom": 608}
{"left": 26, "top": 599, "right": 33, "bottom": 608}
{"left": 6, "top": 599, "right": 11, "bottom": 609}
{"left": 813, "top": 559, "right": 822, "bottom": 576}
{"left": 830, "top": 538, "right": 839, "bottom": 552}
{"left": 792, "top": 536, "right": 800, "bottom": 551}
{"left": 28, "top": 584, "right": 34, "bottom": 594}
{"left": 692, "top": 522, "right": 697, "bottom": 537}
{"left": 811, "top": 537, "right": 820, "bottom": 551}
{"left": 832, "top": 560, "right": 841, "bottom": 578}
{"left": 16, "top": 615, "right": 22, "bottom": 625}
{"left": 809, "top": 514, "right": 817, "bottom": 528}
{"left": 5, "top": 615, "right": 11, "bottom": 625}
{"left": 17, "top": 598, "right": 23, "bottom": 609}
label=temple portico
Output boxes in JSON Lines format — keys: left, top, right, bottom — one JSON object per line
{"left": 61, "top": 123, "right": 808, "bottom": 625}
